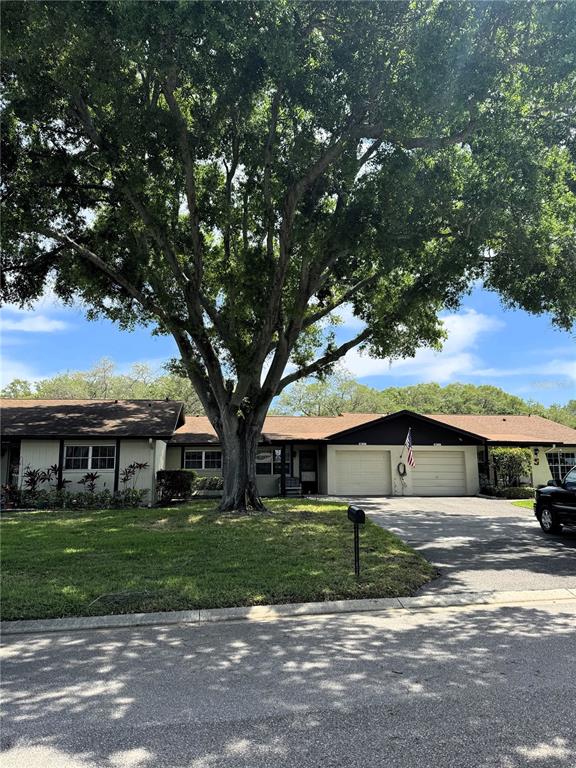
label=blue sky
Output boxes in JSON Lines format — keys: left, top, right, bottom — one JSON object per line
{"left": 1, "top": 285, "right": 574, "bottom": 406}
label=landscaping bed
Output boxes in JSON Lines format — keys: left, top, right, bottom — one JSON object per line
{"left": 0, "top": 499, "right": 435, "bottom": 621}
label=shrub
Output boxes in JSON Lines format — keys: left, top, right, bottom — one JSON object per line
{"left": 490, "top": 447, "right": 532, "bottom": 487}
{"left": 499, "top": 486, "right": 535, "bottom": 499}
{"left": 156, "top": 470, "right": 195, "bottom": 503}
{"left": 479, "top": 484, "right": 498, "bottom": 496}
{"left": 111, "top": 488, "right": 149, "bottom": 508}
{"left": 78, "top": 472, "right": 100, "bottom": 494}
{"left": 193, "top": 476, "right": 223, "bottom": 491}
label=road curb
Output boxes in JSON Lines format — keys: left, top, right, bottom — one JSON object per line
{"left": 2, "top": 588, "right": 575, "bottom": 636}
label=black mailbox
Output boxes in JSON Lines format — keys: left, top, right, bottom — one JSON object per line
{"left": 347, "top": 505, "right": 365, "bottom": 525}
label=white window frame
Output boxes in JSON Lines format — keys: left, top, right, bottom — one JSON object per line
{"left": 183, "top": 449, "right": 222, "bottom": 470}
{"left": 64, "top": 444, "right": 116, "bottom": 471}
{"left": 546, "top": 449, "right": 576, "bottom": 483}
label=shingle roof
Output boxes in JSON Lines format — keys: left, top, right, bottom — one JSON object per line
{"left": 427, "top": 414, "right": 576, "bottom": 445}
{"left": 0, "top": 399, "right": 185, "bottom": 438}
{"left": 170, "top": 413, "right": 382, "bottom": 443}
{"left": 2, "top": 400, "right": 574, "bottom": 445}
{"left": 171, "top": 411, "right": 576, "bottom": 445}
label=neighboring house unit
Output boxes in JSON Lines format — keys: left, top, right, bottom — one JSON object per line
{"left": 0, "top": 399, "right": 185, "bottom": 500}
{"left": 2, "top": 399, "right": 576, "bottom": 499}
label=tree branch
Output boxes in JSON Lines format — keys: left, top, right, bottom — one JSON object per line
{"left": 161, "top": 76, "right": 204, "bottom": 279}
{"left": 38, "top": 227, "right": 164, "bottom": 318}
{"left": 356, "top": 121, "right": 476, "bottom": 149}
{"left": 277, "top": 328, "right": 372, "bottom": 393}
{"left": 302, "top": 274, "right": 378, "bottom": 329}
{"left": 263, "top": 90, "right": 282, "bottom": 262}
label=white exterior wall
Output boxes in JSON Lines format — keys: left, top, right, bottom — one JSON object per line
{"left": 165, "top": 445, "right": 286, "bottom": 496}
{"left": 62, "top": 439, "right": 117, "bottom": 492}
{"left": 18, "top": 437, "right": 161, "bottom": 501}
{"left": 117, "top": 439, "right": 156, "bottom": 499}
{"left": 531, "top": 445, "right": 576, "bottom": 486}
{"left": 18, "top": 440, "right": 60, "bottom": 488}
{"left": 326, "top": 443, "right": 479, "bottom": 497}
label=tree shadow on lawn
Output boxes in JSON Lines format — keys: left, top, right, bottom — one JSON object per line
{"left": 1, "top": 602, "right": 575, "bottom": 767}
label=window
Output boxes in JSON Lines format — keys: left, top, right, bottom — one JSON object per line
{"left": 64, "top": 445, "right": 116, "bottom": 471}
{"left": 91, "top": 445, "right": 116, "bottom": 470}
{"left": 547, "top": 450, "right": 576, "bottom": 483}
{"left": 183, "top": 449, "right": 222, "bottom": 470}
{"left": 64, "top": 446, "right": 89, "bottom": 470}
{"left": 256, "top": 449, "right": 272, "bottom": 475}
{"left": 204, "top": 451, "right": 222, "bottom": 469}
{"left": 183, "top": 450, "right": 203, "bottom": 469}
{"left": 256, "top": 448, "right": 290, "bottom": 476}
{"left": 273, "top": 448, "right": 290, "bottom": 476}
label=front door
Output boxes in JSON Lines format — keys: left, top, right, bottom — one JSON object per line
{"left": 300, "top": 450, "right": 318, "bottom": 494}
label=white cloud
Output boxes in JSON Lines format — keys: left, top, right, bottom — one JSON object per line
{"left": 343, "top": 309, "right": 504, "bottom": 383}
{"left": 2, "top": 314, "right": 68, "bottom": 333}
{"left": 475, "top": 360, "right": 576, "bottom": 382}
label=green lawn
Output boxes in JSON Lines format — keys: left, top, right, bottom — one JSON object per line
{"left": 512, "top": 500, "right": 534, "bottom": 509}
{"left": 0, "top": 499, "right": 436, "bottom": 621}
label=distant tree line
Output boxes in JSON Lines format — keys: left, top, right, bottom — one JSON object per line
{"left": 0, "top": 358, "right": 203, "bottom": 415}
{"left": 2, "top": 361, "right": 574, "bottom": 429}
{"left": 270, "top": 369, "right": 576, "bottom": 428}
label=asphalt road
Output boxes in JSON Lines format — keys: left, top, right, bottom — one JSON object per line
{"left": 2, "top": 598, "right": 576, "bottom": 768}
{"left": 358, "top": 496, "right": 576, "bottom": 593}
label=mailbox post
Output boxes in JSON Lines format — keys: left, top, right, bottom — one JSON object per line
{"left": 347, "top": 505, "right": 366, "bottom": 577}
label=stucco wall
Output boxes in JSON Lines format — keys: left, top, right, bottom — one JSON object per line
{"left": 326, "top": 443, "right": 479, "bottom": 496}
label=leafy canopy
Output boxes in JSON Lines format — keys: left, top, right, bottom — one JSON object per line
{"left": 0, "top": 358, "right": 203, "bottom": 414}
{"left": 2, "top": 1, "right": 575, "bottom": 423}
{"left": 272, "top": 369, "right": 576, "bottom": 428}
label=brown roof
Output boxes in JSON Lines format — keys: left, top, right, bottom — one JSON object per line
{"left": 0, "top": 399, "right": 185, "bottom": 438}
{"left": 427, "top": 414, "right": 576, "bottom": 445}
{"left": 2, "top": 400, "right": 574, "bottom": 446}
{"left": 171, "top": 413, "right": 383, "bottom": 443}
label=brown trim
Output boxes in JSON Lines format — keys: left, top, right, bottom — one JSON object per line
{"left": 113, "top": 439, "right": 121, "bottom": 493}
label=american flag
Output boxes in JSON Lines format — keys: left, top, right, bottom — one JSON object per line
{"left": 404, "top": 429, "right": 416, "bottom": 468}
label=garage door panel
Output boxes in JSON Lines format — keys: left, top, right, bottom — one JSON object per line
{"left": 333, "top": 450, "right": 391, "bottom": 496}
{"left": 412, "top": 450, "right": 466, "bottom": 496}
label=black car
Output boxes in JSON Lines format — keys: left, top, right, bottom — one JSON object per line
{"left": 534, "top": 466, "right": 576, "bottom": 533}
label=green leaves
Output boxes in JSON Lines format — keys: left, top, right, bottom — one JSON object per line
{"left": 2, "top": 0, "right": 575, "bottom": 410}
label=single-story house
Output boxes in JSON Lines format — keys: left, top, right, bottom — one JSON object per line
{"left": 0, "top": 399, "right": 185, "bottom": 500}
{"left": 2, "top": 399, "right": 576, "bottom": 500}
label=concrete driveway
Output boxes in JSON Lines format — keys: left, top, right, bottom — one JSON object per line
{"left": 356, "top": 496, "right": 576, "bottom": 594}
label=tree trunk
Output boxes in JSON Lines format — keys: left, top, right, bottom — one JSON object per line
{"left": 217, "top": 411, "right": 267, "bottom": 513}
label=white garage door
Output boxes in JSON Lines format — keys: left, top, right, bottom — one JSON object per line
{"left": 333, "top": 450, "right": 392, "bottom": 496}
{"left": 412, "top": 450, "right": 467, "bottom": 496}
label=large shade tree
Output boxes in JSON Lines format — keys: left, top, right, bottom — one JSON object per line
{"left": 2, "top": 1, "right": 575, "bottom": 511}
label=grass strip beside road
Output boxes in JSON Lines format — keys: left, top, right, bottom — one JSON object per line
{"left": 1, "top": 498, "right": 436, "bottom": 620}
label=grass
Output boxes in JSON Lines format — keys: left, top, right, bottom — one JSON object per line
{"left": 512, "top": 500, "right": 534, "bottom": 510}
{"left": 0, "top": 499, "right": 435, "bottom": 621}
